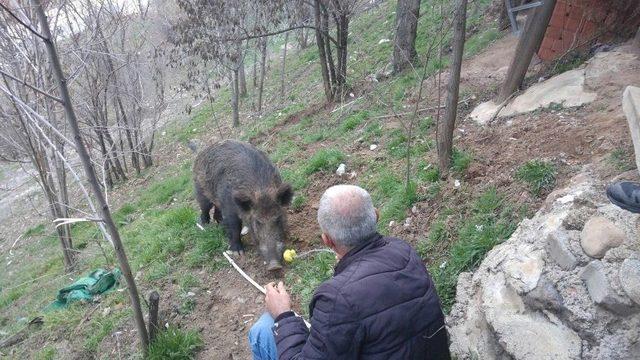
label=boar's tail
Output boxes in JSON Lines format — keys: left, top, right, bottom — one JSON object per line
{"left": 187, "top": 139, "right": 199, "bottom": 153}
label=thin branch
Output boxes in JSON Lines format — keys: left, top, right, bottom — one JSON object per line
{"left": 0, "top": 68, "right": 64, "bottom": 103}
{"left": 0, "top": 3, "right": 47, "bottom": 41}
{"left": 233, "top": 25, "right": 338, "bottom": 46}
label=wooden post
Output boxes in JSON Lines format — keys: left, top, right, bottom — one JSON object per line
{"left": 437, "top": 0, "right": 467, "bottom": 176}
{"left": 148, "top": 291, "right": 160, "bottom": 343}
{"left": 30, "top": 0, "right": 150, "bottom": 353}
{"left": 497, "top": 0, "right": 557, "bottom": 102}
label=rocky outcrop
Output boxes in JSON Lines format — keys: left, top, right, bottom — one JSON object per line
{"left": 448, "top": 169, "right": 640, "bottom": 360}
{"left": 623, "top": 86, "right": 640, "bottom": 176}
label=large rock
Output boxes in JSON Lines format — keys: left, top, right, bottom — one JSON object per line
{"left": 580, "top": 216, "right": 626, "bottom": 258}
{"left": 620, "top": 259, "right": 640, "bottom": 306}
{"left": 580, "top": 260, "right": 637, "bottom": 315}
{"left": 548, "top": 231, "right": 578, "bottom": 270}
{"left": 622, "top": 86, "right": 640, "bottom": 176}
{"left": 448, "top": 170, "right": 640, "bottom": 360}
{"left": 469, "top": 69, "right": 597, "bottom": 124}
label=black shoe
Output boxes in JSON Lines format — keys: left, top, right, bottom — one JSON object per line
{"left": 606, "top": 182, "right": 640, "bottom": 214}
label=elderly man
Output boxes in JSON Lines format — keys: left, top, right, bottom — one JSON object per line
{"left": 248, "top": 184, "right": 450, "bottom": 359}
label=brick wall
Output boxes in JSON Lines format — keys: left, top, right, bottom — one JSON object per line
{"left": 538, "top": 0, "right": 640, "bottom": 61}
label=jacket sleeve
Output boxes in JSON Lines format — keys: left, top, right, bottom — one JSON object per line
{"left": 274, "top": 284, "right": 362, "bottom": 360}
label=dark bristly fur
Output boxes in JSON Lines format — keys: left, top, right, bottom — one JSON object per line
{"left": 192, "top": 140, "right": 292, "bottom": 270}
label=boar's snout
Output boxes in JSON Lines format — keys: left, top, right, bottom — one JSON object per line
{"left": 267, "top": 260, "right": 283, "bottom": 271}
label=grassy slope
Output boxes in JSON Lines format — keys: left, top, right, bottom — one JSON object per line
{"left": 1, "top": 0, "right": 524, "bottom": 357}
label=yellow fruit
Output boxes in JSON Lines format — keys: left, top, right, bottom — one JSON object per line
{"left": 283, "top": 249, "right": 297, "bottom": 263}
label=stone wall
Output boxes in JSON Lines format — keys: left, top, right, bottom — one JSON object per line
{"left": 448, "top": 169, "right": 640, "bottom": 359}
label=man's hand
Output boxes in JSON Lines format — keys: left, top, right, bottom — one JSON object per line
{"left": 265, "top": 281, "right": 292, "bottom": 318}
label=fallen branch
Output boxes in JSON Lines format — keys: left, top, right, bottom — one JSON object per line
{"left": 223, "top": 252, "right": 266, "bottom": 294}
{"left": 373, "top": 97, "right": 471, "bottom": 120}
{"left": 487, "top": 91, "right": 519, "bottom": 124}
{"left": 222, "top": 252, "right": 311, "bottom": 328}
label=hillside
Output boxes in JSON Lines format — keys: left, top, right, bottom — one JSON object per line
{"left": 1, "top": 0, "right": 638, "bottom": 359}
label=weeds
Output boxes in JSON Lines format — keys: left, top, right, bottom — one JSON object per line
{"left": 515, "top": 159, "right": 557, "bottom": 196}
{"left": 340, "top": 110, "right": 369, "bottom": 132}
{"left": 427, "top": 189, "right": 523, "bottom": 311}
{"left": 24, "top": 224, "right": 46, "bottom": 237}
{"left": 303, "top": 148, "right": 345, "bottom": 175}
{"left": 291, "top": 194, "right": 307, "bottom": 211}
{"left": 609, "top": 148, "right": 635, "bottom": 172}
{"left": 286, "top": 252, "right": 336, "bottom": 317}
{"left": 451, "top": 148, "right": 473, "bottom": 173}
{"left": 147, "top": 326, "right": 203, "bottom": 360}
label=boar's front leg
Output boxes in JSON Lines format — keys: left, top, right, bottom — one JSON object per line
{"left": 195, "top": 183, "right": 213, "bottom": 225}
{"left": 222, "top": 211, "right": 244, "bottom": 256}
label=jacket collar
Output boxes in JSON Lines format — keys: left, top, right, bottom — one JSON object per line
{"left": 334, "top": 232, "right": 385, "bottom": 275}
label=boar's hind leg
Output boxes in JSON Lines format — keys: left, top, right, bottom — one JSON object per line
{"left": 222, "top": 212, "right": 244, "bottom": 254}
{"left": 195, "top": 186, "right": 213, "bottom": 225}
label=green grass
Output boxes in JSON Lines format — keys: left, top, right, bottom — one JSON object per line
{"left": 427, "top": 188, "right": 523, "bottom": 311}
{"left": 286, "top": 252, "right": 336, "bottom": 317}
{"left": 291, "top": 194, "right": 307, "bottom": 211}
{"left": 340, "top": 110, "right": 369, "bottom": 132}
{"left": 24, "top": 224, "right": 46, "bottom": 237}
{"left": 364, "top": 166, "right": 418, "bottom": 229}
{"left": 303, "top": 148, "right": 346, "bottom": 175}
{"left": 83, "top": 309, "right": 131, "bottom": 353}
{"left": 138, "top": 171, "right": 191, "bottom": 208}
{"left": 515, "top": 159, "right": 557, "bottom": 196}
{"left": 0, "top": 287, "right": 26, "bottom": 309}
{"left": 34, "top": 346, "right": 56, "bottom": 360}
{"left": 609, "top": 148, "right": 636, "bottom": 172}
{"left": 464, "top": 27, "right": 501, "bottom": 59}
{"left": 147, "top": 326, "right": 203, "bottom": 360}
{"left": 451, "top": 148, "right": 473, "bottom": 173}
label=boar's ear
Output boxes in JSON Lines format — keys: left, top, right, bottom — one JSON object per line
{"left": 277, "top": 183, "right": 293, "bottom": 207}
{"left": 233, "top": 191, "right": 253, "bottom": 212}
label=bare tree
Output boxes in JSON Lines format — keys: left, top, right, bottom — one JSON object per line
{"left": 27, "top": 0, "right": 150, "bottom": 352}
{"left": 0, "top": 0, "right": 153, "bottom": 352}
{"left": 392, "top": 0, "right": 421, "bottom": 74}
{"left": 437, "top": 0, "right": 467, "bottom": 176}
{"left": 498, "top": 0, "right": 556, "bottom": 102}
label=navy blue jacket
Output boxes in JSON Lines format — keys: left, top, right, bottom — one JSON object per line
{"left": 273, "top": 233, "right": 446, "bottom": 359}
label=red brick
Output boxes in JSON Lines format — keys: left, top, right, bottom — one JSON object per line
{"left": 546, "top": 25, "right": 563, "bottom": 39}
{"left": 552, "top": 39, "right": 565, "bottom": 52}
{"left": 541, "top": 36, "right": 554, "bottom": 50}
{"left": 538, "top": 48, "right": 555, "bottom": 61}
{"left": 581, "top": 20, "right": 597, "bottom": 36}
{"left": 566, "top": 17, "right": 581, "bottom": 32}
{"left": 563, "top": 30, "right": 576, "bottom": 49}
{"left": 550, "top": 11, "right": 566, "bottom": 28}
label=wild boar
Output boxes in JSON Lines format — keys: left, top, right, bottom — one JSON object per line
{"left": 192, "top": 140, "right": 292, "bottom": 271}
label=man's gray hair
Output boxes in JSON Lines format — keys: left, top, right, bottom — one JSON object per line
{"left": 317, "top": 185, "right": 377, "bottom": 248}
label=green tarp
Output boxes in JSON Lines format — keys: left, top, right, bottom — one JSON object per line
{"left": 47, "top": 268, "right": 122, "bottom": 311}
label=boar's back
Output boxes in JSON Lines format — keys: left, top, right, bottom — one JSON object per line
{"left": 193, "top": 140, "right": 282, "bottom": 201}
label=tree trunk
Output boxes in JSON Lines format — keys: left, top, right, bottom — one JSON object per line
{"left": 31, "top": 0, "right": 150, "bottom": 353}
{"left": 322, "top": 7, "right": 336, "bottom": 91}
{"left": 313, "top": 0, "right": 333, "bottom": 101}
{"left": 336, "top": 14, "right": 349, "bottom": 97}
{"left": 437, "top": 0, "right": 467, "bottom": 176}
{"left": 298, "top": 28, "right": 308, "bottom": 49}
{"left": 231, "top": 69, "right": 240, "bottom": 127}
{"left": 392, "top": 0, "right": 421, "bottom": 74}
{"left": 280, "top": 31, "right": 289, "bottom": 97}
{"left": 238, "top": 50, "right": 247, "bottom": 97}
{"left": 257, "top": 38, "right": 267, "bottom": 113}
{"left": 498, "top": 0, "right": 557, "bottom": 102}
{"left": 634, "top": 26, "right": 640, "bottom": 48}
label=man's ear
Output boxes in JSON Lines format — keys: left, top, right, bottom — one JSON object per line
{"left": 233, "top": 191, "right": 253, "bottom": 212}
{"left": 277, "top": 183, "right": 293, "bottom": 207}
{"left": 375, "top": 208, "right": 380, "bottom": 223}
{"left": 321, "top": 233, "right": 334, "bottom": 248}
